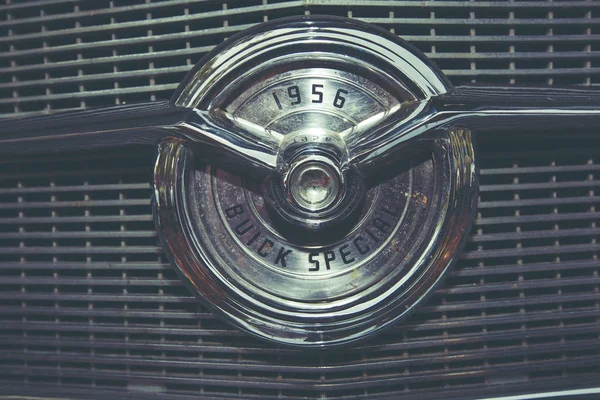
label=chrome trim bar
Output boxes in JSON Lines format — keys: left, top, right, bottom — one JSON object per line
{"left": 0, "top": 101, "right": 278, "bottom": 180}
{"left": 349, "top": 86, "right": 600, "bottom": 176}
{"left": 481, "top": 386, "right": 600, "bottom": 400}
{"left": 0, "top": 86, "right": 599, "bottom": 180}
{"left": 0, "top": 101, "right": 182, "bottom": 153}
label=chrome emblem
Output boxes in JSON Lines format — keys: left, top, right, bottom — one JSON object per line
{"left": 153, "top": 16, "right": 478, "bottom": 347}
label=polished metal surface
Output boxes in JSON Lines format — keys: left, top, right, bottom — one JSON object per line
{"left": 1, "top": 87, "right": 600, "bottom": 179}
{"left": 219, "top": 67, "right": 401, "bottom": 230}
{"left": 288, "top": 160, "right": 340, "bottom": 212}
{"left": 150, "top": 16, "right": 478, "bottom": 347}
{"left": 223, "top": 69, "right": 400, "bottom": 135}
{"left": 154, "top": 130, "right": 477, "bottom": 346}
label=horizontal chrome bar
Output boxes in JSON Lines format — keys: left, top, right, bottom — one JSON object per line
{"left": 0, "top": 101, "right": 278, "bottom": 180}
{"left": 0, "top": 86, "right": 599, "bottom": 180}
{"left": 350, "top": 86, "right": 600, "bottom": 176}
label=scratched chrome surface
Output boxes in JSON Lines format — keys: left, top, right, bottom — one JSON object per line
{"left": 152, "top": 17, "right": 478, "bottom": 347}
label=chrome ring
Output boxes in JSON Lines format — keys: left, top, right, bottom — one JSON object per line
{"left": 154, "top": 16, "right": 477, "bottom": 348}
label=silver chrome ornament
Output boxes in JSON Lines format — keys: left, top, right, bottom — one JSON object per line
{"left": 154, "top": 16, "right": 477, "bottom": 348}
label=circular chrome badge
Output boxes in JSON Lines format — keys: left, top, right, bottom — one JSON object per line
{"left": 154, "top": 16, "right": 477, "bottom": 348}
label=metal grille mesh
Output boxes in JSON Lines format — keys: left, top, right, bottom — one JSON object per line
{"left": 1, "top": 0, "right": 600, "bottom": 399}
{"left": 0, "top": 0, "right": 598, "bottom": 117}
{"left": 0, "top": 133, "right": 599, "bottom": 399}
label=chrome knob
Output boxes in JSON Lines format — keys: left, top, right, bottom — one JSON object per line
{"left": 288, "top": 160, "right": 341, "bottom": 212}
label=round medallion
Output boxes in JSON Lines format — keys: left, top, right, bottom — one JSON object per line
{"left": 154, "top": 16, "right": 477, "bottom": 347}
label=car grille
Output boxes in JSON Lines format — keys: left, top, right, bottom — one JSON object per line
{"left": 1, "top": 1, "right": 600, "bottom": 399}
{"left": 0, "top": 0, "right": 598, "bottom": 117}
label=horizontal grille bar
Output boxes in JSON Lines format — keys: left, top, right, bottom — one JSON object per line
{"left": 3, "top": 340, "right": 599, "bottom": 377}
{"left": 2, "top": 356, "right": 599, "bottom": 392}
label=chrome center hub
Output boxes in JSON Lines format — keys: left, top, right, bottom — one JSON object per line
{"left": 288, "top": 160, "right": 341, "bottom": 212}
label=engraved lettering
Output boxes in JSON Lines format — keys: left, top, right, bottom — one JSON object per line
{"left": 333, "top": 88, "right": 347, "bottom": 108}
{"left": 272, "top": 92, "right": 283, "bottom": 110}
{"left": 234, "top": 219, "right": 253, "bottom": 235}
{"left": 339, "top": 244, "right": 355, "bottom": 264}
{"left": 311, "top": 84, "right": 323, "bottom": 104}
{"left": 257, "top": 239, "right": 274, "bottom": 257}
{"left": 353, "top": 236, "right": 370, "bottom": 255}
{"left": 225, "top": 204, "right": 244, "bottom": 218}
{"left": 364, "top": 227, "right": 379, "bottom": 242}
{"left": 288, "top": 85, "right": 301, "bottom": 105}
{"left": 308, "top": 253, "right": 320, "bottom": 272}
{"left": 324, "top": 251, "right": 335, "bottom": 270}
{"left": 274, "top": 247, "right": 293, "bottom": 268}
{"left": 246, "top": 231, "right": 261, "bottom": 246}
{"left": 373, "top": 217, "right": 391, "bottom": 234}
